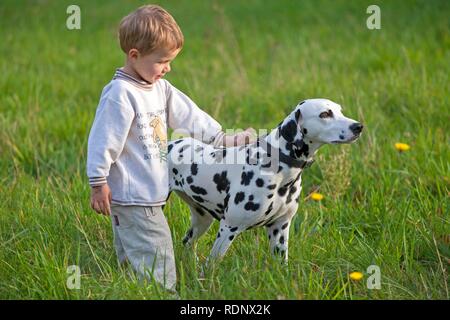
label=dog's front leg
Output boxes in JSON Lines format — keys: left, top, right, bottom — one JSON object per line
{"left": 266, "top": 217, "right": 292, "bottom": 263}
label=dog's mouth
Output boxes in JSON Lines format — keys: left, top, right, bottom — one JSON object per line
{"left": 331, "top": 134, "right": 360, "bottom": 144}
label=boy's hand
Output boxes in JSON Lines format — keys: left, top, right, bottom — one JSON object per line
{"left": 223, "top": 128, "right": 257, "bottom": 147}
{"left": 90, "top": 184, "right": 112, "bottom": 215}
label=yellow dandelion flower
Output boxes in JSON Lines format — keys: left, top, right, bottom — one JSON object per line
{"left": 395, "top": 142, "right": 411, "bottom": 152}
{"left": 349, "top": 271, "right": 364, "bottom": 281}
{"left": 310, "top": 192, "right": 324, "bottom": 201}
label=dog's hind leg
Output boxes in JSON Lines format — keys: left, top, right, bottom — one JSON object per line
{"left": 182, "top": 206, "right": 214, "bottom": 246}
{"left": 208, "top": 219, "right": 242, "bottom": 260}
{"left": 266, "top": 218, "right": 292, "bottom": 263}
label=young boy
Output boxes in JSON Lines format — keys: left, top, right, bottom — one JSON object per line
{"left": 87, "top": 4, "right": 254, "bottom": 291}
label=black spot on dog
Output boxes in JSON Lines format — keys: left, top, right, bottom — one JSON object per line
{"left": 244, "top": 202, "right": 260, "bottom": 211}
{"left": 280, "top": 120, "right": 297, "bottom": 142}
{"left": 299, "top": 100, "right": 306, "bottom": 105}
{"left": 264, "top": 202, "right": 273, "bottom": 215}
{"left": 190, "top": 185, "right": 207, "bottom": 195}
{"left": 273, "top": 229, "right": 279, "bottom": 236}
{"left": 172, "top": 168, "right": 178, "bottom": 175}
{"left": 234, "top": 192, "right": 245, "bottom": 204}
{"left": 168, "top": 144, "right": 173, "bottom": 153}
{"left": 191, "top": 163, "right": 198, "bottom": 175}
{"left": 186, "top": 176, "right": 193, "bottom": 184}
{"left": 174, "top": 140, "right": 183, "bottom": 144}
{"left": 179, "top": 145, "right": 190, "bottom": 154}
{"left": 229, "top": 235, "right": 235, "bottom": 241}
{"left": 213, "top": 171, "right": 230, "bottom": 193}
{"left": 249, "top": 195, "right": 254, "bottom": 201}
{"left": 217, "top": 232, "right": 221, "bottom": 238}
{"left": 192, "top": 195, "right": 204, "bottom": 203}
{"left": 278, "top": 186, "right": 288, "bottom": 196}
{"left": 267, "top": 194, "right": 273, "bottom": 199}
{"left": 303, "top": 128, "right": 308, "bottom": 135}
{"left": 286, "top": 186, "right": 297, "bottom": 204}
{"left": 261, "top": 161, "right": 271, "bottom": 168}
{"left": 279, "top": 236, "right": 285, "bottom": 244}
{"left": 195, "top": 206, "right": 206, "bottom": 216}
{"left": 339, "top": 134, "right": 345, "bottom": 140}
{"left": 224, "top": 193, "right": 230, "bottom": 211}
{"left": 256, "top": 178, "right": 264, "bottom": 187}
{"left": 281, "top": 222, "right": 289, "bottom": 230}
{"left": 230, "top": 227, "right": 238, "bottom": 232}
{"left": 205, "top": 208, "right": 221, "bottom": 220}
{"left": 241, "top": 171, "right": 254, "bottom": 185}
{"left": 288, "top": 139, "right": 309, "bottom": 159}
{"left": 267, "top": 184, "right": 276, "bottom": 190}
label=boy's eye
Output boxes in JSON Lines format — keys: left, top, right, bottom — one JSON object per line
{"left": 319, "top": 110, "right": 333, "bottom": 118}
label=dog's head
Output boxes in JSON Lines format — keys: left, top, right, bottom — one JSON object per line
{"left": 293, "top": 99, "right": 363, "bottom": 145}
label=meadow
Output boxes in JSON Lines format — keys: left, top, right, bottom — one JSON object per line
{"left": 0, "top": 0, "right": 448, "bottom": 299}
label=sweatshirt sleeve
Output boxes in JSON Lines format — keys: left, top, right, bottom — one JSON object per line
{"left": 87, "top": 96, "right": 134, "bottom": 186}
{"left": 164, "top": 80, "right": 224, "bottom": 145}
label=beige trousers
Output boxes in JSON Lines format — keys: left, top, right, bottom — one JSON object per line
{"left": 110, "top": 205, "right": 176, "bottom": 291}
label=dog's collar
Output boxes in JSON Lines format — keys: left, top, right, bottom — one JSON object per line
{"left": 263, "top": 141, "right": 314, "bottom": 169}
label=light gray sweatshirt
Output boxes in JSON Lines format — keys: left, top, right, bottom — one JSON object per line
{"left": 87, "top": 69, "right": 224, "bottom": 206}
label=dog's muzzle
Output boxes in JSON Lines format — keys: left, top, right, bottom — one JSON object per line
{"left": 331, "top": 122, "right": 363, "bottom": 144}
{"left": 349, "top": 123, "right": 364, "bottom": 135}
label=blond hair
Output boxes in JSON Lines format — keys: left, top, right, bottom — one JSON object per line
{"left": 119, "top": 5, "right": 184, "bottom": 55}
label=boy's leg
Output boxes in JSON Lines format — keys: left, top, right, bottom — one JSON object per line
{"left": 110, "top": 205, "right": 128, "bottom": 265}
{"left": 111, "top": 205, "right": 177, "bottom": 291}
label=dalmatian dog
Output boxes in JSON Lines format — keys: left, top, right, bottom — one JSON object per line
{"left": 167, "top": 99, "right": 363, "bottom": 262}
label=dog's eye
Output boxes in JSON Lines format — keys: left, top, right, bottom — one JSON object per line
{"left": 319, "top": 110, "right": 333, "bottom": 118}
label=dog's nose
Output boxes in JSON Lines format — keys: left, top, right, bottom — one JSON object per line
{"left": 349, "top": 123, "right": 363, "bottom": 135}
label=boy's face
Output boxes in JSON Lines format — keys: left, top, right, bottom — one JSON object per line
{"left": 129, "top": 47, "right": 181, "bottom": 84}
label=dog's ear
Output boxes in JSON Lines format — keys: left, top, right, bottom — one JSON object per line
{"left": 295, "top": 101, "right": 305, "bottom": 124}
{"left": 294, "top": 109, "right": 302, "bottom": 123}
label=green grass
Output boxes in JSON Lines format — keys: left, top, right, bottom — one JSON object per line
{"left": 0, "top": 0, "right": 449, "bottom": 299}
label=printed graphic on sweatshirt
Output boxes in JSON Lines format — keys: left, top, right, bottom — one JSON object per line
{"left": 150, "top": 116, "right": 167, "bottom": 162}
{"left": 136, "top": 110, "right": 168, "bottom": 163}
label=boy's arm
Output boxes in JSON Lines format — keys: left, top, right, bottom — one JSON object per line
{"left": 165, "top": 81, "right": 255, "bottom": 147}
{"left": 87, "top": 97, "right": 134, "bottom": 214}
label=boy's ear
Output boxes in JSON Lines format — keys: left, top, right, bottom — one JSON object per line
{"left": 128, "top": 48, "right": 139, "bottom": 60}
